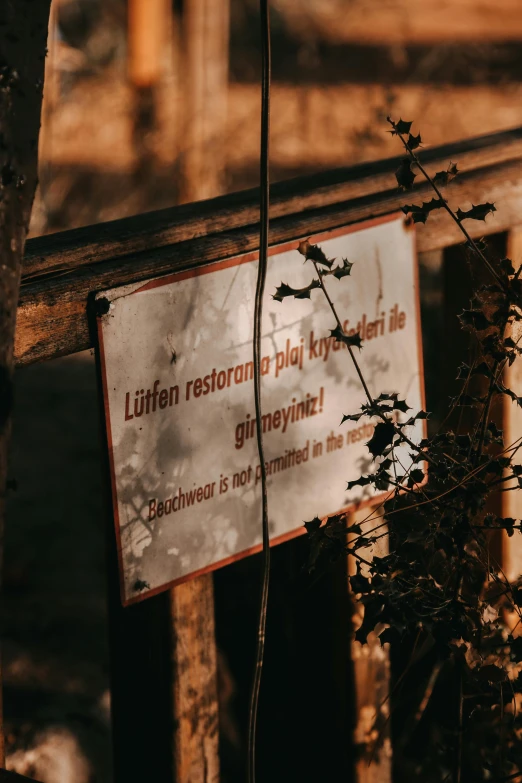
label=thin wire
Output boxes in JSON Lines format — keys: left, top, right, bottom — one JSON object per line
{"left": 247, "top": 2, "right": 271, "bottom": 783}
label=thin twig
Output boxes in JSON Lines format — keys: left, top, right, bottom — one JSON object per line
{"left": 388, "top": 118, "right": 506, "bottom": 291}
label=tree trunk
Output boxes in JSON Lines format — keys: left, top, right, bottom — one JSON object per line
{"left": 0, "top": 0, "right": 51, "bottom": 765}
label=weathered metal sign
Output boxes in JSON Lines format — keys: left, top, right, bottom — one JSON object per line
{"left": 97, "top": 214, "right": 424, "bottom": 604}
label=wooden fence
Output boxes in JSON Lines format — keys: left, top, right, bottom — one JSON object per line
{"left": 10, "top": 125, "right": 522, "bottom": 781}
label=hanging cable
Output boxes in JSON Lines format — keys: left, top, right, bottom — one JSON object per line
{"left": 247, "top": 1, "right": 271, "bottom": 782}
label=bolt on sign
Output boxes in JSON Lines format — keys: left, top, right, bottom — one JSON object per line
{"left": 97, "top": 214, "right": 425, "bottom": 604}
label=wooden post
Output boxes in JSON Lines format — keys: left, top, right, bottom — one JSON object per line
{"left": 0, "top": 0, "right": 51, "bottom": 767}
{"left": 127, "top": 0, "right": 172, "bottom": 175}
{"left": 178, "top": 0, "right": 230, "bottom": 202}
{"left": 38, "top": 0, "right": 59, "bottom": 169}
{"left": 171, "top": 575, "right": 219, "bottom": 783}
{"left": 128, "top": 0, "right": 170, "bottom": 89}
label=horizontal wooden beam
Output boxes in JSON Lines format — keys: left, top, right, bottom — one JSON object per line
{"left": 276, "top": 0, "right": 522, "bottom": 45}
{"left": 17, "top": 126, "right": 522, "bottom": 366}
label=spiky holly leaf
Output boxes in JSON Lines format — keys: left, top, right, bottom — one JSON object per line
{"left": 350, "top": 562, "right": 371, "bottom": 595}
{"left": 352, "top": 536, "right": 374, "bottom": 551}
{"left": 330, "top": 325, "right": 363, "bottom": 350}
{"left": 297, "top": 239, "right": 334, "bottom": 268}
{"left": 346, "top": 474, "right": 374, "bottom": 491}
{"left": 324, "top": 513, "right": 348, "bottom": 537}
{"left": 458, "top": 308, "right": 491, "bottom": 331}
{"left": 504, "top": 337, "right": 522, "bottom": 353}
{"left": 433, "top": 162, "right": 459, "bottom": 186}
{"left": 354, "top": 595, "right": 385, "bottom": 643}
{"left": 330, "top": 258, "right": 353, "bottom": 280}
{"left": 504, "top": 518, "right": 517, "bottom": 537}
{"left": 372, "top": 403, "right": 394, "bottom": 415}
{"left": 393, "top": 399, "right": 411, "bottom": 413}
{"left": 378, "top": 626, "right": 402, "bottom": 646}
{"left": 485, "top": 458, "right": 511, "bottom": 478}
{"left": 341, "top": 411, "right": 364, "bottom": 424}
{"left": 402, "top": 198, "right": 444, "bottom": 224}
{"left": 404, "top": 410, "right": 429, "bottom": 425}
{"left": 486, "top": 422, "right": 504, "bottom": 444}
{"left": 456, "top": 362, "right": 471, "bottom": 379}
{"left": 388, "top": 117, "right": 413, "bottom": 135}
{"left": 273, "top": 279, "right": 321, "bottom": 302}
{"left": 304, "top": 516, "right": 322, "bottom": 534}
{"left": 456, "top": 203, "right": 496, "bottom": 222}
{"left": 407, "top": 468, "right": 425, "bottom": 488}
{"left": 374, "top": 466, "right": 393, "bottom": 490}
{"left": 395, "top": 158, "right": 416, "bottom": 190}
{"left": 401, "top": 205, "right": 428, "bottom": 224}
{"left": 500, "top": 257, "right": 515, "bottom": 275}
{"left": 366, "top": 421, "right": 395, "bottom": 458}
{"left": 473, "top": 361, "right": 493, "bottom": 377}
{"left": 407, "top": 133, "right": 422, "bottom": 150}
{"left": 477, "top": 664, "right": 506, "bottom": 683}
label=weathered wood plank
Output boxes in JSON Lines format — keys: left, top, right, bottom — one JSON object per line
{"left": 170, "top": 575, "right": 219, "bottom": 783}
{"left": 21, "top": 127, "right": 522, "bottom": 281}
{"left": 16, "top": 148, "right": 522, "bottom": 366}
{"left": 177, "top": 0, "right": 229, "bottom": 203}
{"left": 277, "top": 0, "right": 522, "bottom": 45}
{"left": 128, "top": 0, "right": 169, "bottom": 88}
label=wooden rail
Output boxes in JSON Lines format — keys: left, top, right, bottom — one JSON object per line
{"left": 17, "top": 126, "right": 522, "bottom": 366}
{"left": 277, "top": 0, "right": 522, "bottom": 45}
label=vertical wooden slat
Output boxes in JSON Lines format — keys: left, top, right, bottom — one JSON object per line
{"left": 349, "top": 508, "right": 392, "bottom": 783}
{"left": 38, "top": 0, "right": 59, "bottom": 162}
{"left": 171, "top": 575, "right": 220, "bottom": 783}
{"left": 128, "top": 0, "right": 170, "bottom": 88}
{"left": 502, "top": 227, "right": 522, "bottom": 582}
{"left": 178, "top": 0, "right": 230, "bottom": 202}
